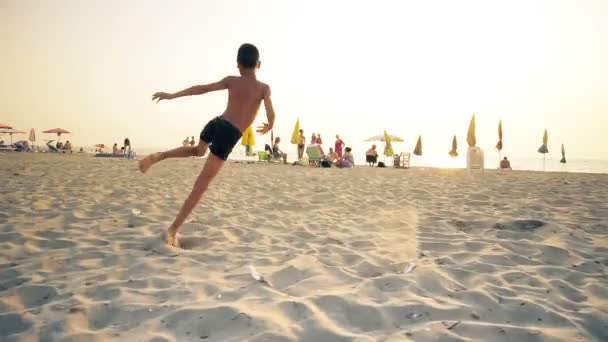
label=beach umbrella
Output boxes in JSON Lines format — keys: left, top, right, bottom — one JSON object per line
{"left": 496, "top": 120, "right": 503, "bottom": 162}
{"left": 560, "top": 144, "right": 566, "bottom": 164}
{"left": 467, "top": 114, "right": 476, "bottom": 147}
{"left": 365, "top": 133, "right": 404, "bottom": 142}
{"left": 383, "top": 130, "right": 394, "bottom": 157}
{"left": 449, "top": 135, "right": 458, "bottom": 157}
{"left": 537, "top": 129, "right": 549, "bottom": 170}
{"left": 413, "top": 135, "right": 422, "bottom": 156}
{"left": 241, "top": 126, "right": 256, "bottom": 156}
{"left": 44, "top": 128, "right": 70, "bottom": 142}
{"left": 290, "top": 119, "right": 300, "bottom": 145}
{"left": 0, "top": 124, "right": 12, "bottom": 129}
{"left": 28, "top": 128, "right": 36, "bottom": 143}
{"left": 0, "top": 128, "right": 25, "bottom": 144}
{"left": 95, "top": 144, "right": 106, "bottom": 148}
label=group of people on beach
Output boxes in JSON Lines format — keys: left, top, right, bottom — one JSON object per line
{"left": 290, "top": 130, "right": 354, "bottom": 168}
{"left": 108, "top": 138, "right": 133, "bottom": 158}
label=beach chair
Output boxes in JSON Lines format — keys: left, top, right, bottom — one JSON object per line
{"left": 306, "top": 146, "right": 323, "bottom": 167}
{"left": 394, "top": 152, "right": 411, "bottom": 169}
{"left": 0, "top": 144, "right": 16, "bottom": 152}
{"left": 257, "top": 151, "right": 271, "bottom": 162}
{"left": 46, "top": 141, "right": 60, "bottom": 153}
{"left": 467, "top": 147, "right": 484, "bottom": 173}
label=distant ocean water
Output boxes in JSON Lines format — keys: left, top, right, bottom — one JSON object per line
{"left": 137, "top": 144, "right": 608, "bottom": 174}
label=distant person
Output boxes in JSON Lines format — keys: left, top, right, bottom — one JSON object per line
{"left": 310, "top": 133, "right": 317, "bottom": 145}
{"left": 63, "top": 140, "right": 72, "bottom": 152}
{"left": 56, "top": 141, "right": 62, "bottom": 149}
{"left": 113, "top": 143, "right": 119, "bottom": 155}
{"left": 190, "top": 136, "right": 195, "bottom": 147}
{"left": 272, "top": 137, "right": 288, "bottom": 164}
{"left": 335, "top": 134, "right": 344, "bottom": 159}
{"left": 366, "top": 145, "right": 378, "bottom": 166}
{"left": 139, "top": 43, "right": 276, "bottom": 248}
{"left": 324, "top": 147, "right": 338, "bottom": 164}
{"left": 182, "top": 137, "right": 189, "bottom": 146}
{"left": 124, "top": 138, "right": 131, "bottom": 152}
{"left": 297, "top": 129, "right": 305, "bottom": 160}
{"left": 500, "top": 156, "right": 512, "bottom": 170}
{"left": 316, "top": 133, "right": 323, "bottom": 145}
{"left": 337, "top": 147, "right": 355, "bottom": 168}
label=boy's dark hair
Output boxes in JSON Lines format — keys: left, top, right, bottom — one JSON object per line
{"left": 237, "top": 43, "right": 259, "bottom": 68}
{"left": 345, "top": 147, "right": 352, "bottom": 152}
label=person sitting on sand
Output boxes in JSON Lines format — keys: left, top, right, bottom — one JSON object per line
{"left": 272, "top": 137, "right": 287, "bottom": 164}
{"left": 63, "top": 141, "right": 72, "bottom": 153}
{"left": 366, "top": 145, "right": 378, "bottom": 166}
{"left": 139, "top": 43, "right": 276, "bottom": 248}
{"left": 324, "top": 147, "right": 338, "bottom": 164}
{"left": 500, "top": 156, "right": 512, "bottom": 170}
{"left": 337, "top": 147, "right": 355, "bottom": 168}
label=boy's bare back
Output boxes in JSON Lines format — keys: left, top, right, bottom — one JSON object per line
{"left": 221, "top": 75, "right": 271, "bottom": 133}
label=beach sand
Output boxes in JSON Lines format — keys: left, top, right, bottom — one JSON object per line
{"left": 1, "top": 153, "right": 607, "bottom": 341}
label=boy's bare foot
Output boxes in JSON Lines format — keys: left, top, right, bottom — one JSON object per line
{"left": 166, "top": 226, "right": 180, "bottom": 248}
{"left": 139, "top": 153, "right": 161, "bottom": 173}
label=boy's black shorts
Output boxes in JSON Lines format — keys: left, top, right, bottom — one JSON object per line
{"left": 200, "top": 117, "right": 242, "bottom": 161}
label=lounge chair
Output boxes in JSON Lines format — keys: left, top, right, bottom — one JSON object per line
{"left": 306, "top": 146, "right": 323, "bottom": 167}
{"left": 393, "top": 152, "right": 411, "bottom": 169}
{"left": 257, "top": 151, "right": 271, "bottom": 162}
{"left": 0, "top": 144, "right": 16, "bottom": 152}
{"left": 46, "top": 141, "right": 60, "bottom": 153}
{"left": 467, "top": 147, "right": 484, "bottom": 172}
{"left": 366, "top": 154, "right": 378, "bottom": 166}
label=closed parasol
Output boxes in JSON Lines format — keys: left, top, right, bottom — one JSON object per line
{"left": 537, "top": 129, "right": 549, "bottom": 170}
{"left": 496, "top": 120, "right": 503, "bottom": 164}
{"left": 413, "top": 135, "right": 422, "bottom": 156}
{"left": 560, "top": 144, "right": 566, "bottom": 164}
{"left": 29, "top": 128, "right": 36, "bottom": 143}
{"left": 449, "top": 135, "right": 458, "bottom": 157}
{"left": 290, "top": 119, "right": 301, "bottom": 145}
{"left": 467, "top": 115, "right": 476, "bottom": 147}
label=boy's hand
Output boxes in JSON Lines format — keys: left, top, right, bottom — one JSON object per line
{"left": 256, "top": 123, "right": 272, "bottom": 135}
{"left": 152, "top": 92, "right": 174, "bottom": 103}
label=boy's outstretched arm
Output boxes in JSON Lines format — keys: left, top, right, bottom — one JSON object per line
{"left": 152, "top": 77, "right": 231, "bottom": 102}
{"left": 257, "top": 85, "right": 275, "bottom": 135}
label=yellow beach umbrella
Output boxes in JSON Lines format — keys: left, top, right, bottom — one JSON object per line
{"left": 413, "top": 135, "right": 422, "bottom": 156}
{"left": 241, "top": 126, "right": 255, "bottom": 146}
{"left": 383, "top": 130, "right": 394, "bottom": 157}
{"left": 241, "top": 126, "right": 256, "bottom": 156}
{"left": 290, "top": 119, "right": 301, "bottom": 145}
{"left": 467, "top": 114, "right": 476, "bottom": 147}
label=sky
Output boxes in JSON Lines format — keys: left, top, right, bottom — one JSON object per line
{"left": 2, "top": 0, "right": 607, "bottom": 162}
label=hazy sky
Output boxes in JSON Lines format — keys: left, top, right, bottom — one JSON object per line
{"left": 2, "top": 0, "right": 607, "bottom": 160}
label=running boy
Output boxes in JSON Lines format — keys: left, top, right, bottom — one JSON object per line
{"left": 139, "top": 43, "right": 275, "bottom": 247}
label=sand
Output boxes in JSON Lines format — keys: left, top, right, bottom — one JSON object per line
{"left": 1, "top": 153, "right": 607, "bottom": 341}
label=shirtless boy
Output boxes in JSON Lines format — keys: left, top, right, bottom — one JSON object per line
{"left": 139, "top": 43, "right": 275, "bottom": 247}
